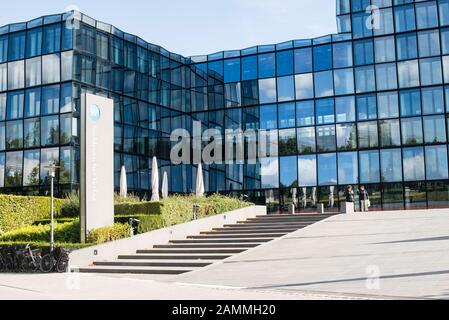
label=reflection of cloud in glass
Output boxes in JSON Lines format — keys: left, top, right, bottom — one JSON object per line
{"left": 298, "top": 156, "right": 316, "bottom": 186}
{"left": 403, "top": 150, "right": 425, "bottom": 181}
{"left": 261, "top": 157, "right": 279, "bottom": 188}
{"left": 259, "top": 78, "right": 277, "bottom": 103}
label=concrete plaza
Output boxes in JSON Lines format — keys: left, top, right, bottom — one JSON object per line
{"left": 1, "top": 209, "right": 449, "bottom": 300}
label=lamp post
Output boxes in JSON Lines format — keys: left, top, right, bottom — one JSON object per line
{"left": 45, "top": 164, "right": 60, "bottom": 252}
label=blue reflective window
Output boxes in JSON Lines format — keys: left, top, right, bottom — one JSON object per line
{"left": 398, "top": 60, "right": 420, "bottom": 88}
{"left": 351, "top": 0, "right": 370, "bottom": 12}
{"left": 258, "top": 53, "right": 275, "bottom": 78}
{"left": 333, "top": 42, "right": 353, "bottom": 68}
{"left": 352, "top": 12, "right": 373, "bottom": 38}
{"left": 396, "top": 33, "right": 418, "bottom": 60}
{"left": 403, "top": 147, "right": 425, "bottom": 181}
{"left": 295, "top": 73, "right": 314, "bottom": 99}
{"left": 24, "top": 88, "right": 41, "bottom": 118}
{"left": 277, "top": 76, "right": 295, "bottom": 102}
{"left": 338, "top": 152, "right": 359, "bottom": 184}
{"left": 259, "top": 104, "right": 277, "bottom": 130}
{"left": 380, "top": 149, "right": 403, "bottom": 182}
{"left": 0, "top": 35, "right": 7, "bottom": 63}
{"left": 335, "top": 96, "right": 356, "bottom": 123}
{"left": 298, "top": 155, "right": 317, "bottom": 186}
{"left": 375, "top": 8, "right": 395, "bottom": 36}
{"left": 314, "top": 71, "right": 334, "bottom": 97}
{"left": 280, "top": 156, "right": 298, "bottom": 188}
{"left": 242, "top": 56, "right": 257, "bottom": 81}
{"left": 276, "top": 50, "right": 293, "bottom": 76}
{"left": 313, "top": 45, "right": 332, "bottom": 71}
{"left": 317, "top": 125, "right": 336, "bottom": 152}
{"left": 400, "top": 89, "right": 421, "bottom": 116}
{"left": 426, "top": 145, "right": 449, "bottom": 180}
{"left": 6, "top": 91, "right": 24, "bottom": 120}
{"left": 41, "top": 85, "right": 60, "bottom": 115}
{"left": 259, "top": 78, "right": 277, "bottom": 104}
{"left": 422, "top": 87, "right": 444, "bottom": 115}
{"left": 420, "top": 57, "right": 442, "bottom": 86}
{"left": 440, "top": 0, "right": 449, "bottom": 26}
{"left": 62, "top": 24, "right": 73, "bottom": 51}
{"left": 8, "top": 32, "right": 26, "bottom": 61}
{"left": 43, "top": 24, "right": 61, "bottom": 54}
{"left": 378, "top": 92, "right": 399, "bottom": 119}
{"left": 401, "top": 117, "right": 423, "bottom": 145}
{"left": 334, "top": 68, "right": 354, "bottom": 95}
{"left": 278, "top": 102, "right": 296, "bottom": 129}
{"left": 337, "top": 0, "right": 351, "bottom": 14}
{"left": 376, "top": 63, "right": 398, "bottom": 91}
{"left": 354, "top": 39, "right": 374, "bottom": 66}
{"left": 260, "top": 157, "right": 279, "bottom": 189}
{"left": 224, "top": 58, "right": 240, "bottom": 83}
{"left": 318, "top": 153, "right": 337, "bottom": 186}
{"left": 357, "top": 94, "right": 377, "bottom": 120}
{"left": 359, "top": 150, "right": 380, "bottom": 183}
{"left": 355, "top": 65, "right": 376, "bottom": 93}
{"left": 395, "top": 4, "right": 416, "bottom": 33}
{"left": 416, "top": 1, "right": 438, "bottom": 29}
{"left": 375, "top": 36, "right": 396, "bottom": 63}
{"left": 296, "top": 101, "right": 315, "bottom": 127}
{"left": 297, "top": 127, "right": 316, "bottom": 154}
{"left": 316, "top": 98, "right": 335, "bottom": 125}
{"left": 418, "top": 30, "right": 440, "bottom": 58}
{"left": 26, "top": 28, "right": 42, "bottom": 58}
{"left": 294, "top": 47, "right": 312, "bottom": 74}
{"left": 0, "top": 93, "right": 5, "bottom": 121}
{"left": 423, "top": 115, "right": 446, "bottom": 143}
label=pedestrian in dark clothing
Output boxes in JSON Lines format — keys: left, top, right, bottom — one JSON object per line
{"left": 359, "top": 186, "right": 370, "bottom": 212}
{"left": 345, "top": 185, "right": 354, "bottom": 203}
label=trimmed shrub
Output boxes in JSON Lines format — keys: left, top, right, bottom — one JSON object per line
{"left": 0, "top": 242, "right": 91, "bottom": 253}
{"left": 0, "top": 220, "right": 80, "bottom": 243}
{"left": 60, "top": 192, "right": 80, "bottom": 218}
{"left": 0, "top": 195, "right": 65, "bottom": 235}
{"left": 114, "top": 202, "right": 164, "bottom": 216}
{"left": 115, "top": 214, "right": 165, "bottom": 234}
{"left": 87, "top": 223, "right": 130, "bottom": 244}
{"left": 33, "top": 218, "right": 76, "bottom": 226}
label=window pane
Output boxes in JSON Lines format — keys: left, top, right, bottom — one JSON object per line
{"left": 395, "top": 4, "right": 416, "bottom": 33}
{"left": 354, "top": 39, "right": 374, "bottom": 66}
{"left": 338, "top": 152, "right": 358, "bottom": 184}
{"left": 396, "top": 32, "right": 418, "bottom": 60}
{"left": 25, "top": 57, "right": 41, "bottom": 87}
{"left": 61, "top": 51, "right": 73, "bottom": 81}
{"left": 381, "top": 149, "right": 403, "bottom": 182}
{"left": 277, "top": 50, "right": 293, "bottom": 76}
{"left": 6, "top": 120, "right": 23, "bottom": 149}
{"left": 280, "top": 156, "right": 297, "bottom": 188}
{"left": 260, "top": 157, "right": 279, "bottom": 188}
{"left": 316, "top": 98, "right": 335, "bottom": 125}
{"left": 423, "top": 115, "right": 446, "bottom": 144}
{"left": 398, "top": 60, "right": 420, "bottom": 88}
{"left": 376, "top": 63, "right": 398, "bottom": 91}
{"left": 0, "top": 63, "right": 6, "bottom": 91}
{"left": 8, "top": 60, "right": 24, "bottom": 90}
{"left": 335, "top": 96, "right": 355, "bottom": 123}
{"left": 295, "top": 73, "right": 314, "bottom": 99}
{"left": 242, "top": 56, "right": 257, "bottom": 81}
{"left": 258, "top": 53, "right": 275, "bottom": 78}
{"left": 358, "top": 121, "right": 379, "bottom": 149}
{"left": 334, "top": 68, "right": 354, "bottom": 95}
{"left": 336, "top": 123, "right": 357, "bottom": 151}
{"left": 357, "top": 94, "right": 377, "bottom": 120}
{"left": 294, "top": 47, "right": 312, "bottom": 74}
{"left": 296, "top": 101, "right": 315, "bottom": 127}
{"left": 278, "top": 102, "right": 295, "bottom": 128}
{"left": 355, "top": 66, "right": 375, "bottom": 93}
{"left": 316, "top": 125, "right": 336, "bottom": 152}
{"left": 359, "top": 150, "right": 380, "bottom": 183}
{"left": 26, "top": 28, "right": 42, "bottom": 58}
{"left": 0, "top": 35, "right": 7, "bottom": 63}
{"left": 23, "top": 150, "right": 40, "bottom": 186}
{"left": 403, "top": 147, "right": 425, "bottom": 181}
{"left": 313, "top": 45, "right": 332, "bottom": 71}
{"left": 24, "top": 88, "right": 41, "bottom": 118}
{"left": 40, "top": 148, "right": 59, "bottom": 184}
{"left": 318, "top": 153, "right": 337, "bottom": 186}
{"left": 353, "top": 12, "right": 373, "bottom": 38}
{"left": 8, "top": 32, "right": 26, "bottom": 61}
{"left": 6, "top": 91, "right": 24, "bottom": 120}
{"left": 224, "top": 58, "right": 240, "bottom": 83}
{"left": 41, "top": 115, "right": 59, "bottom": 146}
{"left": 60, "top": 114, "right": 72, "bottom": 144}
{"left": 375, "top": 36, "right": 396, "bottom": 63}
{"left": 277, "top": 76, "right": 295, "bottom": 102}
{"left": 425, "top": 145, "right": 449, "bottom": 180}
{"left": 422, "top": 87, "right": 444, "bottom": 115}
{"left": 42, "top": 54, "right": 60, "bottom": 84}
{"left": 379, "top": 119, "right": 401, "bottom": 147}
{"left": 402, "top": 117, "right": 423, "bottom": 145}
{"left": 378, "top": 91, "right": 399, "bottom": 119}
{"left": 258, "top": 78, "right": 277, "bottom": 104}
{"left": 0, "top": 153, "right": 4, "bottom": 187}
{"left": 440, "top": 0, "right": 449, "bottom": 26}
{"left": 5, "top": 151, "right": 23, "bottom": 187}
{"left": 297, "top": 127, "right": 316, "bottom": 154}
{"left": 298, "top": 155, "right": 317, "bottom": 187}
{"left": 418, "top": 30, "right": 440, "bottom": 57}
{"left": 0, "top": 123, "right": 4, "bottom": 151}
{"left": 259, "top": 104, "right": 277, "bottom": 130}
{"left": 279, "top": 129, "right": 297, "bottom": 156}
{"left": 42, "top": 85, "right": 60, "bottom": 115}
{"left": 400, "top": 89, "right": 421, "bottom": 116}
{"left": 314, "top": 71, "right": 334, "bottom": 97}
{"left": 43, "top": 24, "right": 61, "bottom": 54}
{"left": 24, "top": 118, "right": 40, "bottom": 148}
{"left": 333, "top": 42, "right": 353, "bottom": 68}
{"left": 420, "top": 57, "right": 442, "bottom": 86}
{"left": 416, "top": 1, "right": 438, "bottom": 29}
{"left": 375, "top": 8, "right": 395, "bottom": 35}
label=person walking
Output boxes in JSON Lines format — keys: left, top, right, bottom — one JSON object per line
{"left": 359, "top": 186, "right": 370, "bottom": 212}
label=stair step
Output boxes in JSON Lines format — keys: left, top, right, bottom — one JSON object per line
{"left": 118, "top": 254, "right": 230, "bottom": 260}
{"left": 227, "top": 223, "right": 312, "bottom": 228}
{"left": 257, "top": 214, "right": 335, "bottom": 218}
{"left": 170, "top": 239, "right": 272, "bottom": 244}
{"left": 245, "top": 218, "right": 327, "bottom": 223}
{"left": 73, "top": 266, "right": 192, "bottom": 275}
{"left": 93, "top": 260, "right": 212, "bottom": 268}
{"left": 214, "top": 226, "right": 299, "bottom": 231}
{"left": 137, "top": 248, "right": 246, "bottom": 254}
{"left": 205, "top": 229, "right": 297, "bottom": 234}
{"left": 188, "top": 234, "right": 283, "bottom": 239}
{"left": 153, "top": 243, "right": 260, "bottom": 249}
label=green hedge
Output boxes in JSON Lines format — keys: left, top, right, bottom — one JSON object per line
{"left": 87, "top": 223, "right": 130, "bottom": 244}
{"left": 115, "top": 214, "right": 165, "bottom": 234}
{"left": 0, "top": 220, "right": 80, "bottom": 243}
{"left": 0, "top": 242, "right": 91, "bottom": 253}
{"left": 114, "top": 202, "right": 164, "bottom": 216}
{"left": 0, "top": 195, "right": 65, "bottom": 235}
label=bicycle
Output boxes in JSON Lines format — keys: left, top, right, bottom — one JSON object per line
{"left": 19, "top": 244, "right": 42, "bottom": 273}
{"left": 40, "top": 247, "right": 70, "bottom": 273}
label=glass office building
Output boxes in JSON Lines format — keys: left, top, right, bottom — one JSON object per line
{"left": 1, "top": 1, "right": 449, "bottom": 212}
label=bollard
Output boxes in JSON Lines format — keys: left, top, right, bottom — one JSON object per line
{"left": 317, "top": 203, "right": 324, "bottom": 214}
{"left": 288, "top": 204, "right": 295, "bottom": 215}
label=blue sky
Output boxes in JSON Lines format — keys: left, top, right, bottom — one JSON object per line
{"left": 0, "top": 0, "right": 337, "bottom": 57}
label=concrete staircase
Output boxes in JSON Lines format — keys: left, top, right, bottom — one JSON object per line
{"left": 72, "top": 213, "right": 335, "bottom": 275}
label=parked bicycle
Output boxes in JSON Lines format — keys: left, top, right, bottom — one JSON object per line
{"left": 40, "top": 247, "right": 70, "bottom": 273}
{"left": 19, "top": 244, "right": 43, "bottom": 273}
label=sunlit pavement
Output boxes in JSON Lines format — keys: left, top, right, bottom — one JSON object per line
{"left": 2, "top": 209, "right": 449, "bottom": 300}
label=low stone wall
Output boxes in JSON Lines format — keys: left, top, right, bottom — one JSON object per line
{"left": 69, "top": 205, "right": 266, "bottom": 269}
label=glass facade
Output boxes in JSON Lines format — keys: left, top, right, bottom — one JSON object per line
{"left": 1, "top": 3, "right": 449, "bottom": 211}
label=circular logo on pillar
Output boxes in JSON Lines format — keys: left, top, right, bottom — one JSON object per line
{"left": 89, "top": 104, "right": 101, "bottom": 121}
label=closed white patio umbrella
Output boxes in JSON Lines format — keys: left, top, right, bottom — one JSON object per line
{"left": 196, "top": 164, "right": 205, "bottom": 197}
{"left": 161, "top": 171, "right": 169, "bottom": 199}
{"left": 151, "top": 157, "right": 160, "bottom": 201}
{"left": 119, "top": 165, "right": 127, "bottom": 198}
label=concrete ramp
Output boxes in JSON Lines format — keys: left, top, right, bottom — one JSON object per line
{"left": 171, "top": 209, "right": 449, "bottom": 300}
